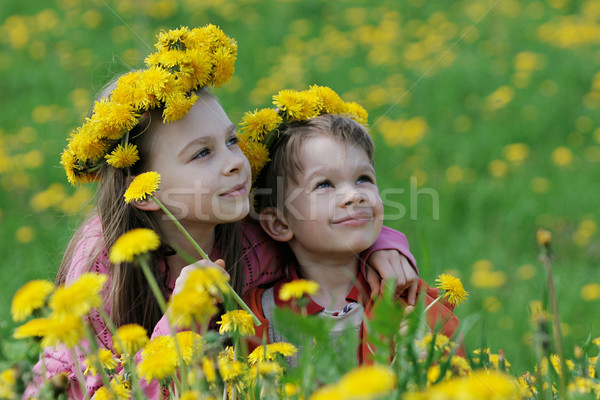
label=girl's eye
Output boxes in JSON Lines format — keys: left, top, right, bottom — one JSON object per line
{"left": 315, "top": 180, "right": 333, "bottom": 190}
{"left": 226, "top": 136, "right": 239, "bottom": 146}
{"left": 192, "top": 148, "right": 210, "bottom": 160}
{"left": 357, "top": 175, "right": 374, "bottom": 184}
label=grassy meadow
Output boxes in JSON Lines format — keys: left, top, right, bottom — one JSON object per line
{"left": 1, "top": 0, "right": 599, "bottom": 378}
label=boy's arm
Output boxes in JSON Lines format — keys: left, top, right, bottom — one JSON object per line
{"left": 360, "top": 226, "right": 419, "bottom": 304}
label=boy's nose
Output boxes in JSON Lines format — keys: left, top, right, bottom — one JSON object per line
{"left": 342, "top": 189, "right": 368, "bottom": 206}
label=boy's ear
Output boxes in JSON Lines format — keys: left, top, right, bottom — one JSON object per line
{"left": 259, "top": 207, "right": 293, "bottom": 242}
{"left": 126, "top": 175, "right": 161, "bottom": 212}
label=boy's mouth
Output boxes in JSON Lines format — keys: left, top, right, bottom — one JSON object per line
{"left": 331, "top": 211, "right": 373, "bottom": 225}
{"left": 220, "top": 182, "right": 248, "bottom": 197}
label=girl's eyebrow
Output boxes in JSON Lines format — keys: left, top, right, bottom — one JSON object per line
{"left": 177, "top": 125, "right": 236, "bottom": 157}
{"left": 178, "top": 136, "right": 211, "bottom": 157}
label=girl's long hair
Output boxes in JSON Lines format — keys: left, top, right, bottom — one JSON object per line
{"left": 56, "top": 86, "right": 244, "bottom": 333}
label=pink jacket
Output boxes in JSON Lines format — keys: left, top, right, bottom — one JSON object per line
{"left": 25, "top": 217, "right": 415, "bottom": 399}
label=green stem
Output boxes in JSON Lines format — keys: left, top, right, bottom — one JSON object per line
{"left": 96, "top": 308, "right": 147, "bottom": 399}
{"left": 423, "top": 295, "right": 442, "bottom": 315}
{"left": 151, "top": 195, "right": 261, "bottom": 326}
{"left": 138, "top": 258, "right": 188, "bottom": 393}
{"left": 541, "top": 254, "right": 567, "bottom": 399}
{"left": 83, "top": 325, "right": 113, "bottom": 391}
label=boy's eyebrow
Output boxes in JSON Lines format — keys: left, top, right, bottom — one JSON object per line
{"left": 303, "top": 162, "right": 376, "bottom": 181}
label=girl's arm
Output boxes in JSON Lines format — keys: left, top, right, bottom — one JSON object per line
{"left": 361, "top": 226, "right": 419, "bottom": 304}
{"left": 240, "top": 221, "right": 418, "bottom": 298}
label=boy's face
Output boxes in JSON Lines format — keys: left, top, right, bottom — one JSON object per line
{"left": 283, "top": 136, "right": 383, "bottom": 258}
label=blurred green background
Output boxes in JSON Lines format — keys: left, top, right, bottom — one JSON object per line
{"left": 1, "top": 0, "right": 599, "bottom": 374}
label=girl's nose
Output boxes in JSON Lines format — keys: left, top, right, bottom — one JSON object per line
{"left": 222, "top": 148, "right": 245, "bottom": 176}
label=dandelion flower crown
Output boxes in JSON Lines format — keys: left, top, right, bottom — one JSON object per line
{"left": 237, "top": 85, "right": 368, "bottom": 181}
{"left": 61, "top": 25, "right": 237, "bottom": 186}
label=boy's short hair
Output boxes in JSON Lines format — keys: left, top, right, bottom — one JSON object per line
{"left": 253, "top": 114, "right": 375, "bottom": 213}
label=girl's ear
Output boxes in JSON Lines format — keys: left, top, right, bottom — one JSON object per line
{"left": 131, "top": 197, "right": 160, "bottom": 212}
{"left": 126, "top": 175, "right": 161, "bottom": 211}
{"left": 259, "top": 207, "right": 293, "bottom": 242}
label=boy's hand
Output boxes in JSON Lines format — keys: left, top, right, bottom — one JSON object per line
{"left": 366, "top": 250, "right": 418, "bottom": 305}
{"left": 173, "top": 259, "right": 229, "bottom": 296}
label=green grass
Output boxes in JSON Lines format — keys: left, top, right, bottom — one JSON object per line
{"left": 1, "top": 0, "right": 599, "bottom": 377}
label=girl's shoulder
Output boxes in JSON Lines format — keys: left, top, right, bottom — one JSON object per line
{"left": 65, "top": 215, "right": 109, "bottom": 283}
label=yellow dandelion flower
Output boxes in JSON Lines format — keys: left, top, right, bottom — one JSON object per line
{"left": 13, "top": 317, "right": 51, "bottom": 340}
{"left": 435, "top": 274, "right": 468, "bottom": 306}
{"left": 68, "top": 128, "right": 108, "bottom": 163}
{"left": 123, "top": 171, "right": 161, "bottom": 204}
{"left": 238, "top": 135, "right": 270, "bottom": 179}
{"left": 11, "top": 279, "right": 55, "bottom": 322}
{"left": 40, "top": 313, "right": 85, "bottom": 348}
{"left": 309, "top": 85, "right": 346, "bottom": 114}
{"left": 163, "top": 92, "right": 198, "bottom": 123}
{"left": 168, "top": 289, "right": 218, "bottom": 328}
{"left": 109, "top": 228, "right": 161, "bottom": 264}
{"left": 248, "top": 342, "right": 297, "bottom": 365}
{"left": 239, "top": 109, "right": 282, "bottom": 141}
{"left": 450, "top": 355, "right": 472, "bottom": 376}
{"left": 536, "top": 228, "right": 552, "bottom": 247}
{"left": 91, "top": 387, "right": 112, "bottom": 400}
{"left": 344, "top": 102, "right": 369, "bottom": 125}
{"left": 139, "top": 66, "right": 171, "bottom": 100}
{"left": 183, "top": 267, "right": 230, "bottom": 297}
{"left": 593, "top": 337, "right": 600, "bottom": 347}
{"left": 217, "top": 310, "right": 255, "bottom": 336}
{"left": 202, "top": 357, "right": 217, "bottom": 383}
{"left": 248, "top": 361, "right": 283, "bottom": 382}
{"left": 273, "top": 90, "right": 319, "bottom": 121}
{"left": 109, "top": 376, "right": 131, "bottom": 400}
{"left": 308, "top": 384, "right": 343, "bottom": 400}
{"left": 111, "top": 71, "right": 153, "bottom": 110}
{"left": 217, "top": 356, "right": 245, "bottom": 381}
{"left": 49, "top": 273, "right": 107, "bottom": 318}
{"left": 187, "top": 49, "right": 212, "bottom": 88}
{"left": 0, "top": 368, "right": 17, "bottom": 399}
{"left": 155, "top": 26, "right": 190, "bottom": 52}
{"left": 406, "top": 370, "right": 520, "bottom": 399}
{"left": 416, "top": 332, "right": 451, "bottom": 351}
{"left": 337, "top": 364, "right": 396, "bottom": 398}
{"left": 114, "top": 324, "right": 149, "bottom": 356}
{"left": 279, "top": 279, "right": 319, "bottom": 301}
{"left": 84, "top": 348, "right": 119, "bottom": 376}
{"left": 180, "top": 391, "right": 201, "bottom": 400}
{"left": 105, "top": 143, "right": 139, "bottom": 168}
{"left": 176, "top": 331, "right": 202, "bottom": 365}
{"left": 210, "top": 48, "right": 236, "bottom": 88}
{"left": 137, "top": 335, "right": 179, "bottom": 382}
{"left": 91, "top": 98, "right": 138, "bottom": 140}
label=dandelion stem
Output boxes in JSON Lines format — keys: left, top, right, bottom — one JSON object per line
{"left": 151, "top": 195, "right": 261, "bottom": 325}
{"left": 423, "top": 295, "right": 442, "bottom": 314}
{"left": 541, "top": 253, "right": 567, "bottom": 399}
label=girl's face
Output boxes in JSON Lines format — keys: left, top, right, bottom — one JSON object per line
{"left": 144, "top": 93, "right": 251, "bottom": 226}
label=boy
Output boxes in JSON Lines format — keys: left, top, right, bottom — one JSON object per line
{"left": 242, "top": 89, "right": 460, "bottom": 364}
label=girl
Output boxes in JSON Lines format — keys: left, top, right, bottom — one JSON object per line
{"left": 27, "top": 26, "right": 417, "bottom": 399}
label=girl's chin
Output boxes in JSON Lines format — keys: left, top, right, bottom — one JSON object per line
{"left": 212, "top": 201, "right": 251, "bottom": 223}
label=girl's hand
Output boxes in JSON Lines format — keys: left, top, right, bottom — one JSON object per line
{"left": 366, "top": 250, "right": 418, "bottom": 305}
{"left": 173, "top": 258, "right": 229, "bottom": 296}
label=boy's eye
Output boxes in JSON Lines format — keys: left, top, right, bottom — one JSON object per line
{"left": 192, "top": 148, "right": 210, "bottom": 160}
{"left": 226, "top": 136, "right": 239, "bottom": 146}
{"left": 314, "top": 180, "right": 333, "bottom": 189}
{"left": 357, "top": 175, "right": 374, "bottom": 184}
